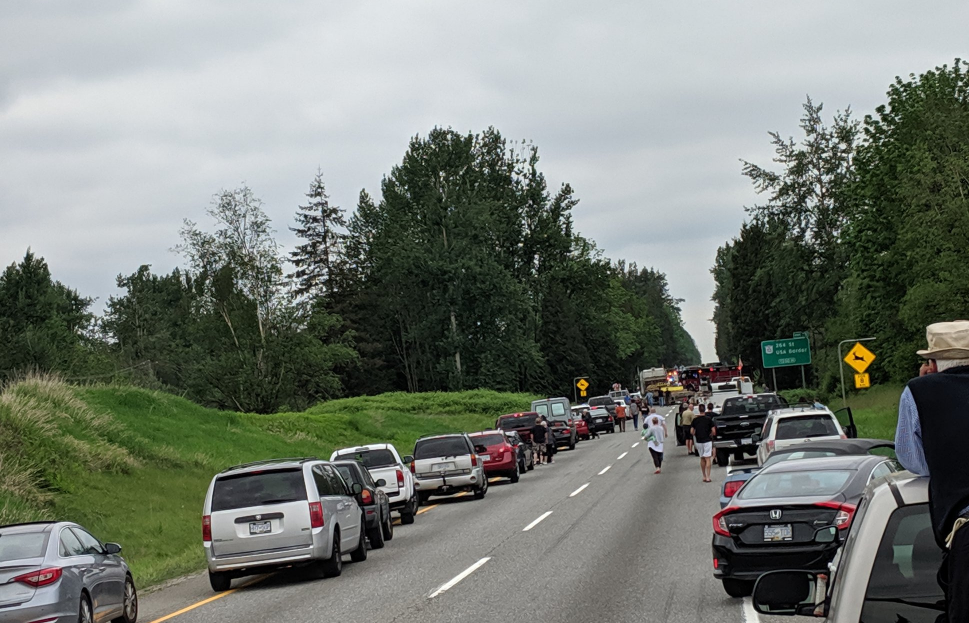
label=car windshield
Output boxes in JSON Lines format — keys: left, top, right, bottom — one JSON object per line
{"left": 334, "top": 449, "right": 397, "bottom": 468}
{"left": 739, "top": 469, "right": 853, "bottom": 500}
{"left": 0, "top": 532, "right": 48, "bottom": 561}
{"left": 498, "top": 415, "right": 536, "bottom": 428}
{"left": 721, "top": 396, "right": 786, "bottom": 416}
{"left": 472, "top": 434, "right": 505, "bottom": 447}
{"left": 414, "top": 437, "right": 468, "bottom": 459}
{"left": 334, "top": 465, "right": 361, "bottom": 485}
{"left": 212, "top": 468, "right": 308, "bottom": 511}
{"left": 763, "top": 450, "right": 838, "bottom": 467}
{"left": 775, "top": 415, "right": 839, "bottom": 440}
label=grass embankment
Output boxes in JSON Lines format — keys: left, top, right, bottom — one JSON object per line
{"left": 0, "top": 376, "right": 539, "bottom": 587}
{"left": 845, "top": 384, "right": 904, "bottom": 441}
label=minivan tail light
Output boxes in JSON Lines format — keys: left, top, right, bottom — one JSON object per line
{"left": 396, "top": 469, "right": 405, "bottom": 487}
{"left": 13, "top": 567, "right": 62, "bottom": 587}
{"left": 713, "top": 507, "right": 736, "bottom": 537}
{"left": 309, "top": 502, "right": 324, "bottom": 528}
{"left": 202, "top": 515, "right": 212, "bottom": 542}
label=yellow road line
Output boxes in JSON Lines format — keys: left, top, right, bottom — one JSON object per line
{"left": 488, "top": 477, "right": 502, "bottom": 483}
{"left": 148, "top": 575, "right": 266, "bottom": 623}
{"left": 416, "top": 503, "right": 438, "bottom": 515}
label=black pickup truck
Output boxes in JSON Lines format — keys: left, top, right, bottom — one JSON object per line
{"left": 712, "top": 394, "right": 788, "bottom": 467}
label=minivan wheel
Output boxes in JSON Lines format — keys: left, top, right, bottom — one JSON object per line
{"left": 79, "top": 594, "right": 94, "bottom": 623}
{"left": 721, "top": 578, "right": 753, "bottom": 598}
{"left": 382, "top": 509, "right": 394, "bottom": 541}
{"left": 112, "top": 575, "right": 138, "bottom": 623}
{"left": 350, "top": 521, "right": 368, "bottom": 562}
{"left": 321, "top": 530, "right": 343, "bottom": 578}
{"left": 208, "top": 571, "right": 231, "bottom": 592}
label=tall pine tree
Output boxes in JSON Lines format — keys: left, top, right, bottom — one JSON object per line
{"left": 289, "top": 170, "right": 347, "bottom": 300}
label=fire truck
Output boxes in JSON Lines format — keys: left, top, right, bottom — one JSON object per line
{"left": 678, "top": 364, "right": 742, "bottom": 392}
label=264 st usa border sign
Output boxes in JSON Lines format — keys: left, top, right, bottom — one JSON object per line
{"left": 761, "top": 337, "right": 812, "bottom": 369}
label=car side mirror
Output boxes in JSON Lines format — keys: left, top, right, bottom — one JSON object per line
{"left": 752, "top": 570, "right": 823, "bottom": 616}
{"left": 402, "top": 455, "right": 414, "bottom": 464}
{"left": 351, "top": 483, "right": 363, "bottom": 495}
{"left": 104, "top": 542, "right": 122, "bottom": 555}
{"left": 813, "top": 526, "right": 838, "bottom": 544}
{"left": 375, "top": 479, "right": 386, "bottom": 487}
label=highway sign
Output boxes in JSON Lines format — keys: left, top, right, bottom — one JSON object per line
{"left": 576, "top": 378, "right": 589, "bottom": 391}
{"left": 844, "top": 342, "right": 875, "bottom": 374}
{"left": 761, "top": 337, "right": 812, "bottom": 368}
{"left": 854, "top": 373, "right": 871, "bottom": 389}
{"left": 580, "top": 389, "right": 587, "bottom": 397}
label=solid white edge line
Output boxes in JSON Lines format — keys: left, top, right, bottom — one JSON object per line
{"left": 522, "top": 510, "right": 553, "bottom": 531}
{"left": 598, "top": 465, "right": 612, "bottom": 475}
{"left": 742, "top": 597, "right": 761, "bottom": 623}
{"left": 632, "top": 442, "right": 640, "bottom": 448}
{"left": 569, "top": 483, "right": 590, "bottom": 497}
{"left": 429, "top": 557, "right": 492, "bottom": 598}
{"left": 617, "top": 452, "right": 628, "bottom": 460}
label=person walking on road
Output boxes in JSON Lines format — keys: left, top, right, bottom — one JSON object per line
{"left": 680, "top": 401, "right": 695, "bottom": 455}
{"left": 542, "top": 416, "right": 556, "bottom": 464}
{"left": 895, "top": 320, "right": 969, "bottom": 622}
{"left": 643, "top": 414, "right": 667, "bottom": 474}
{"left": 616, "top": 402, "right": 627, "bottom": 432}
{"left": 582, "top": 409, "right": 599, "bottom": 440}
{"left": 531, "top": 416, "right": 548, "bottom": 465}
{"left": 630, "top": 398, "right": 641, "bottom": 430}
{"left": 691, "top": 404, "right": 716, "bottom": 482}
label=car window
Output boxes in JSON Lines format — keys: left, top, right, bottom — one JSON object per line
{"left": 71, "top": 528, "right": 105, "bottom": 555}
{"left": 763, "top": 450, "right": 838, "bottom": 467}
{"left": 212, "top": 468, "right": 309, "bottom": 511}
{"left": 324, "top": 466, "right": 350, "bottom": 495}
{"left": 739, "top": 469, "right": 853, "bottom": 500}
{"left": 414, "top": 437, "right": 471, "bottom": 459}
{"left": 534, "top": 403, "right": 550, "bottom": 418}
{"left": 334, "top": 449, "right": 397, "bottom": 469}
{"left": 775, "top": 415, "right": 840, "bottom": 440}
{"left": 59, "top": 528, "right": 85, "bottom": 557}
{"left": 0, "top": 532, "right": 49, "bottom": 561}
{"left": 860, "top": 504, "right": 944, "bottom": 623}
{"left": 472, "top": 434, "right": 505, "bottom": 446}
{"left": 498, "top": 415, "right": 536, "bottom": 429}
{"left": 761, "top": 416, "right": 774, "bottom": 437}
{"left": 312, "top": 465, "right": 337, "bottom": 496}
{"left": 869, "top": 462, "right": 896, "bottom": 482}
{"left": 722, "top": 395, "right": 787, "bottom": 416}
{"left": 551, "top": 402, "right": 567, "bottom": 417}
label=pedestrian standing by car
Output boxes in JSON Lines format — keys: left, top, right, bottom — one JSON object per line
{"left": 895, "top": 320, "right": 969, "bottom": 622}
{"left": 646, "top": 390, "right": 654, "bottom": 407}
{"left": 706, "top": 402, "right": 718, "bottom": 417}
{"left": 582, "top": 409, "right": 599, "bottom": 439}
{"left": 531, "top": 416, "right": 548, "bottom": 465}
{"left": 643, "top": 414, "right": 666, "bottom": 474}
{"left": 680, "top": 401, "right": 695, "bottom": 455}
{"left": 543, "top": 416, "right": 556, "bottom": 464}
{"left": 616, "top": 402, "right": 627, "bottom": 432}
{"left": 691, "top": 404, "right": 716, "bottom": 482}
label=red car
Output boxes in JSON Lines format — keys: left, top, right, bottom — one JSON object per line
{"left": 469, "top": 431, "right": 522, "bottom": 483}
{"left": 570, "top": 406, "right": 592, "bottom": 440}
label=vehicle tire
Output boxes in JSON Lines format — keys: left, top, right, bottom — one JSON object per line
{"left": 78, "top": 593, "right": 94, "bottom": 623}
{"left": 474, "top": 480, "right": 487, "bottom": 500}
{"left": 382, "top": 509, "right": 394, "bottom": 541}
{"left": 418, "top": 492, "right": 432, "bottom": 506}
{"left": 721, "top": 578, "right": 753, "bottom": 598}
{"left": 112, "top": 575, "right": 138, "bottom": 623}
{"left": 208, "top": 571, "right": 231, "bottom": 592}
{"left": 715, "top": 448, "right": 731, "bottom": 468}
{"left": 611, "top": 425, "right": 616, "bottom": 433}
{"left": 509, "top": 463, "right": 520, "bottom": 484}
{"left": 367, "top": 522, "right": 385, "bottom": 550}
{"left": 321, "top": 530, "right": 343, "bottom": 578}
{"left": 400, "top": 498, "right": 417, "bottom": 524}
{"left": 568, "top": 437, "right": 576, "bottom": 450}
{"left": 350, "top": 521, "right": 368, "bottom": 562}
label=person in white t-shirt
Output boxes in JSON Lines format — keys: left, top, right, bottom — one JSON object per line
{"left": 642, "top": 414, "right": 667, "bottom": 474}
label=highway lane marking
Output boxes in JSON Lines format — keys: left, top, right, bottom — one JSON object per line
{"left": 569, "top": 483, "right": 589, "bottom": 497}
{"left": 429, "top": 557, "right": 491, "bottom": 598}
{"left": 632, "top": 442, "right": 640, "bottom": 448}
{"left": 617, "top": 452, "right": 628, "bottom": 460}
{"left": 147, "top": 575, "right": 267, "bottom": 623}
{"left": 742, "top": 597, "right": 761, "bottom": 623}
{"left": 416, "top": 504, "right": 438, "bottom": 515}
{"left": 488, "top": 477, "right": 502, "bottom": 483}
{"left": 522, "top": 511, "right": 553, "bottom": 531}
{"left": 598, "top": 465, "right": 611, "bottom": 475}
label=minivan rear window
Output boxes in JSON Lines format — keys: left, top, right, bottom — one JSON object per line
{"left": 0, "top": 532, "right": 48, "bottom": 561}
{"left": 775, "top": 415, "right": 839, "bottom": 440}
{"left": 334, "top": 449, "right": 397, "bottom": 469}
{"left": 739, "top": 470, "right": 853, "bottom": 500}
{"left": 212, "top": 468, "right": 308, "bottom": 512}
{"left": 414, "top": 437, "right": 469, "bottom": 460}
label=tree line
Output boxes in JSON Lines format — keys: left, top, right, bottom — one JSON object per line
{"left": 0, "top": 127, "right": 699, "bottom": 412}
{"left": 713, "top": 59, "right": 969, "bottom": 393}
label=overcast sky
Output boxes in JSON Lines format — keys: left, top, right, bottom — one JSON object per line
{"left": 2, "top": 1, "right": 967, "bottom": 362}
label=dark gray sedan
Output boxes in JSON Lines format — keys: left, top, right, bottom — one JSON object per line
{"left": 0, "top": 521, "right": 137, "bottom": 623}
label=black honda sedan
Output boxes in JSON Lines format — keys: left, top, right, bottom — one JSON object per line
{"left": 711, "top": 454, "right": 899, "bottom": 598}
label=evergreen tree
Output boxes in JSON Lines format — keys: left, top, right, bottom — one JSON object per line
{"left": 289, "top": 170, "right": 347, "bottom": 301}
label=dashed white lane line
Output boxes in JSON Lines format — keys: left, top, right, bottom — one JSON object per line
{"left": 632, "top": 442, "right": 640, "bottom": 448}
{"left": 598, "top": 465, "right": 612, "bottom": 475}
{"left": 569, "top": 483, "right": 590, "bottom": 497}
{"left": 617, "top": 452, "right": 628, "bottom": 460}
{"left": 741, "top": 597, "right": 761, "bottom": 623}
{"left": 523, "top": 511, "right": 553, "bottom": 531}
{"left": 429, "top": 557, "right": 491, "bottom": 598}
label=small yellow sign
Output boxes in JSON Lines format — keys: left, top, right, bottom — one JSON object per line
{"left": 845, "top": 343, "right": 876, "bottom": 374}
{"left": 576, "top": 379, "right": 589, "bottom": 391}
{"left": 580, "top": 389, "right": 587, "bottom": 397}
{"left": 855, "top": 373, "right": 871, "bottom": 389}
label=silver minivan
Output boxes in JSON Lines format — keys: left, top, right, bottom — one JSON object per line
{"left": 202, "top": 458, "right": 367, "bottom": 592}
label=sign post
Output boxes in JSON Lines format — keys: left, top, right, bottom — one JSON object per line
{"left": 574, "top": 377, "right": 590, "bottom": 404}
{"left": 761, "top": 336, "right": 812, "bottom": 391}
{"left": 838, "top": 338, "right": 876, "bottom": 407}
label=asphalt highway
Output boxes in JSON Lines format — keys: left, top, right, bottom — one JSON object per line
{"left": 140, "top": 407, "right": 755, "bottom": 623}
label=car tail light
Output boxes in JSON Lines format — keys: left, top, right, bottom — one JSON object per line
{"left": 13, "top": 567, "right": 62, "bottom": 588}
{"left": 766, "top": 440, "right": 775, "bottom": 454}
{"left": 723, "top": 480, "right": 744, "bottom": 499}
{"left": 713, "top": 507, "right": 736, "bottom": 537}
{"left": 309, "top": 502, "right": 324, "bottom": 528}
{"left": 202, "top": 515, "right": 212, "bottom": 542}
{"left": 396, "top": 469, "right": 405, "bottom": 487}
{"left": 409, "top": 461, "right": 415, "bottom": 474}
{"left": 567, "top": 418, "right": 573, "bottom": 426}
{"left": 360, "top": 489, "right": 373, "bottom": 505}
{"left": 815, "top": 501, "right": 856, "bottom": 530}
{"left": 471, "top": 454, "right": 478, "bottom": 467}
{"left": 713, "top": 558, "right": 719, "bottom": 570}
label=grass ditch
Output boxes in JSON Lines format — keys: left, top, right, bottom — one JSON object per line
{"left": 0, "top": 375, "right": 539, "bottom": 587}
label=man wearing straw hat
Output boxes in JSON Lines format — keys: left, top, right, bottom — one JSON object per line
{"left": 896, "top": 320, "right": 969, "bottom": 622}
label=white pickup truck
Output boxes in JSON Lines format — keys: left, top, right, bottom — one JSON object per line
{"left": 330, "top": 443, "right": 419, "bottom": 524}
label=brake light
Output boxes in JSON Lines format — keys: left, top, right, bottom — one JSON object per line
{"left": 713, "top": 507, "right": 736, "bottom": 537}
{"left": 713, "top": 558, "right": 719, "bottom": 569}
{"left": 723, "top": 480, "right": 744, "bottom": 498}
{"left": 360, "top": 489, "right": 373, "bottom": 505}
{"left": 409, "top": 461, "right": 415, "bottom": 474}
{"left": 471, "top": 454, "right": 478, "bottom": 467}
{"left": 309, "top": 501, "right": 324, "bottom": 528}
{"left": 13, "top": 567, "right": 62, "bottom": 587}
{"left": 815, "top": 501, "right": 857, "bottom": 530}
{"left": 567, "top": 418, "right": 573, "bottom": 426}
{"left": 766, "top": 440, "right": 775, "bottom": 454}
{"left": 396, "top": 469, "right": 405, "bottom": 487}
{"left": 202, "top": 515, "right": 212, "bottom": 542}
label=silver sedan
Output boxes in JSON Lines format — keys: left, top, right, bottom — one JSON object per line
{"left": 0, "top": 521, "right": 138, "bottom": 623}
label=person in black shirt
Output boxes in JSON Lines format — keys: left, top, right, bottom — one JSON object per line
{"left": 690, "top": 404, "right": 717, "bottom": 483}
{"left": 531, "top": 417, "right": 548, "bottom": 465}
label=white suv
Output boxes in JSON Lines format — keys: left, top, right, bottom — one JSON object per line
{"left": 412, "top": 434, "right": 487, "bottom": 503}
{"left": 202, "top": 458, "right": 367, "bottom": 592}
{"left": 756, "top": 407, "right": 846, "bottom": 465}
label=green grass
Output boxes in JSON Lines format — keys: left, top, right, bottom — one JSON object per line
{"left": 845, "top": 384, "right": 904, "bottom": 442}
{"left": 0, "top": 375, "right": 539, "bottom": 587}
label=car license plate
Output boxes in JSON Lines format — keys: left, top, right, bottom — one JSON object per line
{"left": 480, "top": 454, "right": 491, "bottom": 461}
{"left": 432, "top": 462, "right": 455, "bottom": 472}
{"left": 763, "top": 524, "right": 793, "bottom": 542}
{"left": 742, "top": 437, "right": 752, "bottom": 445}
{"left": 249, "top": 521, "right": 272, "bottom": 535}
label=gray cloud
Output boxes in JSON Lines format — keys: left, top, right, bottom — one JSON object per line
{"left": 2, "top": 0, "right": 967, "bottom": 361}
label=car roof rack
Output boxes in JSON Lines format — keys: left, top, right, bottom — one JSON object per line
{"left": 220, "top": 457, "right": 318, "bottom": 473}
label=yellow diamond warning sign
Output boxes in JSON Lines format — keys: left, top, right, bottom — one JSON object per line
{"left": 844, "top": 343, "right": 876, "bottom": 374}
{"left": 576, "top": 378, "right": 589, "bottom": 391}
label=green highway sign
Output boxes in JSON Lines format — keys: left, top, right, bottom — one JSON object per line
{"left": 761, "top": 337, "right": 812, "bottom": 368}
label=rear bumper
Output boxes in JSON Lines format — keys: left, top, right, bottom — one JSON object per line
{"left": 205, "top": 531, "right": 330, "bottom": 573}
{"left": 591, "top": 421, "right": 613, "bottom": 432}
{"left": 483, "top": 456, "right": 516, "bottom": 474}
{"left": 713, "top": 438, "right": 756, "bottom": 451}
{"left": 414, "top": 472, "right": 481, "bottom": 494}
{"left": 711, "top": 536, "right": 838, "bottom": 580}
{"left": 551, "top": 430, "right": 573, "bottom": 443}
{"left": 0, "top": 588, "right": 72, "bottom": 623}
